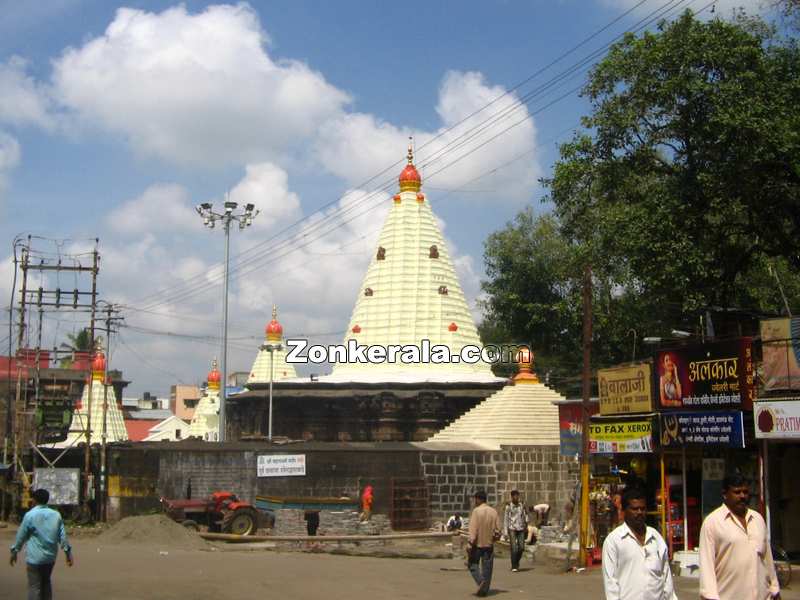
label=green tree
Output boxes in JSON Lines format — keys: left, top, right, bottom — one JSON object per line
{"left": 481, "top": 12, "right": 800, "bottom": 394}
{"left": 59, "top": 328, "right": 103, "bottom": 368}
{"left": 545, "top": 11, "right": 799, "bottom": 313}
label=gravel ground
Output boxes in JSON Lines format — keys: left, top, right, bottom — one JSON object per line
{"left": 1, "top": 529, "right": 797, "bottom": 600}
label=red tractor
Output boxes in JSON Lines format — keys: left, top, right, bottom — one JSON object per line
{"left": 161, "top": 491, "right": 272, "bottom": 536}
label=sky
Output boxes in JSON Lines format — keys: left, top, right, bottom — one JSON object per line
{"left": 0, "top": 0, "right": 772, "bottom": 396}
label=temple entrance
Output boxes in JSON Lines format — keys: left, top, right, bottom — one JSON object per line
{"left": 390, "top": 478, "right": 430, "bottom": 530}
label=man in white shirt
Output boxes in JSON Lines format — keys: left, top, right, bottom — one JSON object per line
{"left": 699, "top": 473, "right": 780, "bottom": 600}
{"left": 602, "top": 486, "right": 677, "bottom": 600}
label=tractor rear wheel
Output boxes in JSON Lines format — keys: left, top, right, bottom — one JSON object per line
{"left": 182, "top": 520, "right": 200, "bottom": 531}
{"left": 222, "top": 508, "right": 257, "bottom": 536}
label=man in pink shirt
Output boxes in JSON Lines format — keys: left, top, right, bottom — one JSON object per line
{"left": 699, "top": 473, "right": 780, "bottom": 600}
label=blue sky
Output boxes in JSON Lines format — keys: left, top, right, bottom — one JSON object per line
{"left": 0, "top": 0, "right": 769, "bottom": 395}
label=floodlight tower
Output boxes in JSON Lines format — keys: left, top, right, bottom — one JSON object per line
{"left": 195, "top": 199, "right": 259, "bottom": 442}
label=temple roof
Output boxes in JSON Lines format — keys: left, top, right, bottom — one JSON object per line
{"left": 247, "top": 306, "right": 298, "bottom": 385}
{"left": 426, "top": 379, "right": 564, "bottom": 449}
{"left": 332, "top": 143, "right": 492, "bottom": 380}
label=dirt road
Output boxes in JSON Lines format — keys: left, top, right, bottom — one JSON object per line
{"left": 1, "top": 531, "right": 796, "bottom": 599}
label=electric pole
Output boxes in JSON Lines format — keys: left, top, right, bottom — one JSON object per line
{"left": 578, "top": 265, "right": 593, "bottom": 567}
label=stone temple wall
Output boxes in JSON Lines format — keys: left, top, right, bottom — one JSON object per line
{"left": 271, "top": 508, "right": 392, "bottom": 536}
{"left": 420, "top": 445, "right": 577, "bottom": 522}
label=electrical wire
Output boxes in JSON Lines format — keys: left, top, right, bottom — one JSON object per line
{"left": 124, "top": 0, "right": 693, "bottom": 313}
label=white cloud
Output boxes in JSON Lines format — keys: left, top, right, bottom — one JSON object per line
{"left": 0, "top": 131, "right": 21, "bottom": 204}
{"left": 0, "top": 57, "right": 55, "bottom": 129}
{"left": 51, "top": 4, "right": 350, "bottom": 166}
{"left": 229, "top": 162, "right": 302, "bottom": 230}
{"left": 315, "top": 70, "right": 540, "bottom": 203}
{"left": 106, "top": 183, "right": 196, "bottom": 235}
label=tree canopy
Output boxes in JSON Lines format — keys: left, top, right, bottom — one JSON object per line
{"left": 480, "top": 11, "right": 800, "bottom": 394}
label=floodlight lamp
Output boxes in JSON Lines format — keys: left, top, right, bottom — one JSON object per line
{"left": 671, "top": 329, "right": 691, "bottom": 338}
{"left": 224, "top": 201, "right": 237, "bottom": 212}
{"left": 201, "top": 202, "right": 212, "bottom": 210}
{"left": 245, "top": 203, "right": 255, "bottom": 212}
{"left": 208, "top": 220, "right": 215, "bottom": 229}
{"left": 203, "top": 217, "right": 210, "bottom": 226}
{"left": 643, "top": 337, "right": 662, "bottom": 344}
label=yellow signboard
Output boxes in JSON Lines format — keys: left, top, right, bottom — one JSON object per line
{"left": 598, "top": 363, "right": 653, "bottom": 415}
{"left": 589, "top": 420, "right": 654, "bottom": 453}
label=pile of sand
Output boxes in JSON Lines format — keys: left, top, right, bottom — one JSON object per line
{"left": 97, "top": 514, "right": 209, "bottom": 550}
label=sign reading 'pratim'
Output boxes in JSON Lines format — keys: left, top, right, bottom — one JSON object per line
{"left": 598, "top": 363, "right": 653, "bottom": 415}
{"left": 589, "top": 420, "right": 654, "bottom": 454}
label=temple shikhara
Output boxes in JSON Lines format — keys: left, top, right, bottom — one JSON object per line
{"left": 229, "top": 144, "right": 506, "bottom": 441}
{"left": 57, "top": 352, "right": 128, "bottom": 447}
{"left": 188, "top": 359, "right": 222, "bottom": 441}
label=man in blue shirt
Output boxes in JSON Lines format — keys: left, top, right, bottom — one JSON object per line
{"left": 9, "top": 488, "right": 74, "bottom": 600}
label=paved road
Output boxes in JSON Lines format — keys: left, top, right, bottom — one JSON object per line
{"left": 1, "top": 532, "right": 796, "bottom": 599}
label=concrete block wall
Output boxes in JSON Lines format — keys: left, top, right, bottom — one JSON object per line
{"left": 421, "top": 445, "right": 577, "bottom": 522}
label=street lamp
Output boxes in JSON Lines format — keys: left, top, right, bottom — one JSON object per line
{"left": 196, "top": 198, "right": 259, "bottom": 442}
{"left": 262, "top": 342, "right": 282, "bottom": 442}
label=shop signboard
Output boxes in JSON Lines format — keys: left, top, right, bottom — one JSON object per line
{"left": 659, "top": 411, "right": 745, "bottom": 448}
{"left": 754, "top": 400, "right": 800, "bottom": 439}
{"left": 558, "top": 402, "right": 598, "bottom": 457}
{"left": 761, "top": 318, "right": 800, "bottom": 392}
{"left": 598, "top": 363, "right": 653, "bottom": 415}
{"left": 589, "top": 419, "right": 654, "bottom": 454}
{"left": 656, "top": 339, "right": 754, "bottom": 411}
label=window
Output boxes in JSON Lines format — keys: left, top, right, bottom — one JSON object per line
{"left": 438, "top": 286, "right": 448, "bottom": 295}
{"left": 364, "top": 287, "right": 373, "bottom": 296}
{"left": 429, "top": 245, "right": 439, "bottom": 259}
{"left": 176, "top": 429, "right": 182, "bottom": 439}
{"left": 376, "top": 247, "right": 386, "bottom": 260}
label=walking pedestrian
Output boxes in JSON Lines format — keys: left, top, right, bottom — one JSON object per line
{"left": 699, "top": 473, "right": 780, "bottom": 600}
{"left": 9, "top": 488, "right": 74, "bottom": 600}
{"left": 503, "top": 490, "right": 528, "bottom": 572}
{"left": 602, "top": 486, "right": 677, "bottom": 600}
{"left": 467, "top": 490, "right": 501, "bottom": 597}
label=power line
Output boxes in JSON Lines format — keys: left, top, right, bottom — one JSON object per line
{"left": 124, "top": 0, "right": 692, "bottom": 313}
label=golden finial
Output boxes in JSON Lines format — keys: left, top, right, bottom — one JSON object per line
{"left": 272, "top": 304, "right": 277, "bottom": 319}
{"left": 211, "top": 357, "right": 218, "bottom": 370}
{"left": 407, "top": 137, "right": 414, "bottom": 164}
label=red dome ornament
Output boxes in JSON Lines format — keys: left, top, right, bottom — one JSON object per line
{"left": 92, "top": 352, "right": 106, "bottom": 374}
{"left": 207, "top": 358, "right": 221, "bottom": 390}
{"left": 352, "top": 325, "right": 361, "bottom": 334}
{"left": 266, "top": 305, "right": 283, "bottom": 342}
{"left": 398, "top": 140, "right": 421, "bottom": 192}
{"left": 448, "top": 322, "right": 458, "bottom": 332}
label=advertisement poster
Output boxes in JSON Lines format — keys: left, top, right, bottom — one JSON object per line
{"left": 656, "top": 339, "right": 753, "bottom": 411}
{"left": 761, "top": 318, "right": 800, "bottom": 392}
{"left": 598, "top": 363, "right": 653, "bottom": 415}
{"left": 589, "top": 419, "right": 654, "bottom": 454}
{"left": 558, "top": 402, "right": 598, "bottom": 457}
{"left": 659, "top": 411, "right": 744, "bottom": 448}
{"left": 257, "top": 454, "right": 306, "bottom": 477}
{"left": 755, "top": 400, "right": 800, "bottom": 439}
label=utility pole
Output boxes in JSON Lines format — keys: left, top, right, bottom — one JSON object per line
{"left": 9, "top": 237, "right": 100, "bottom": 520}
{"left": 82, "top": 247, "right": 99, "bottom": 521}
{"left": 578, "top": 265, "right": 593, "bottom": 567}
{"left": 98, "top": 302, "right": 122, "bottom": 522}
{"left": 195, "top": 199, "right": 258, "bottom": 443}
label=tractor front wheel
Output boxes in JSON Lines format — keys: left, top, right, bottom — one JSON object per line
{"left": 222, "top": 508, "right": 258, "bottom": 536}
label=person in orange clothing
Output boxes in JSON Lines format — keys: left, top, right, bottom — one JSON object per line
{"left": 359, "top": 484, "right": 373, "bottom": 522}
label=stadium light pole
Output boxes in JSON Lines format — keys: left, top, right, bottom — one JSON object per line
{"left": 195, "top": 198, "right": 259, "bottom": 442}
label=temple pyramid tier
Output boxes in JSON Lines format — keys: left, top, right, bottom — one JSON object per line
{"left": 58, "top": 352, "right": 128, "bottom": 447}
{"left": 247, "top": 306, "right": 298, "bottom": 385}
{"left": 189, "top": 359, "right": 221, "bottom": 441}
{"left": 427, "top": 349, "right": 563, "bottom": 448}
{"left": 331, "top": 142, "right": 497, "bottom": 381}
